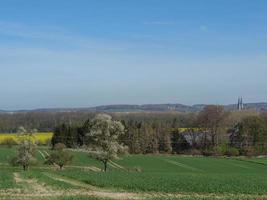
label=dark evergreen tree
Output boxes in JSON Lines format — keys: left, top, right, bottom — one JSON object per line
{"left": 171, "top": 130, "right": 190, "bottom": 153}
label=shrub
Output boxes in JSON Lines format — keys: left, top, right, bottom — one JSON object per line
{"left": 45, "top": 143, "right": 72, "bottom": 170}
{"left": 184, "top": 149, "right": 202, "bottom": 156}
{"left": 212, "top": 144, "right": 239, "bottom": 157}
{"left": 243, "top": 147, "right": 258, "bottom": 157}
{"left": 54, "top": 143, "right": 66, "bottom": 150}
{"left": 225, "top": 147, "right": 239, "bottom": 157}
{"left": 213, "top": 144, "right": 228, "bottom": 156}
{"left": 201, "top": 149, "right": 214, "bottom": 157}
{"left": 254, "top": 144, "right": 267, "bottom": 155}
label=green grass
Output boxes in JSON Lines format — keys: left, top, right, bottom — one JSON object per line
{"left": 0, "top": 147, "right": 16, "bottom": 163}
{"left": 1, "top": 147, "right": 267, "bottom": 199}
{"left": 0, "top": 146, "right": 49, "bottom": 164}
{"left": 0, "top": 171, "right": 17, "bottom": 189}
{"left": 241, "top": 157, "right": 267, "bottom": 165}
{"left": 58, "top": 168, "right": 267, "bottom": 194}
{"left": 116, "top": 154, "right": 267, "bottom": 173}
{"left": 57, "top": 155, "right": 267, "bottom": 194}
{"left": 68, "top": 150, "right": 103, "bottom": 168}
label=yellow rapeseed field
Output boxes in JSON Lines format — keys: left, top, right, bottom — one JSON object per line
{"left": 0, "top": 132, "right": 53, "bottom": 145}
{"left": 177, "top": 128, "right": 204, "bottom": 133}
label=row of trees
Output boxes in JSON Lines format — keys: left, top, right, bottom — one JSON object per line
{"left": 10, "top": 140, "right": 73, "bottom": 171}
{"left": 51, "top": 106, "right": 267, "bottom": 156}
{"left": 0, "top": 111, "right": 197, "bottom": 133}
{"left": 8, "top": 109, "right": 267, "bottom": 172}
{"left": 11, "top": 114, "right": 127, "bottom": 172}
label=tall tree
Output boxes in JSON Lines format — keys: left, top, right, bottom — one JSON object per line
{"left": 198, "top": 105, "right": 227, "bottom": 147}
{"left": 86, "top": 114, "right": 128, "bottom": 172}
{"left": 231, "top": 116, "right": 267, "bottom": 150}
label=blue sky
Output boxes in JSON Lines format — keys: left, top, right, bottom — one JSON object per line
{"left": 0, "top": 0, "right": 267, "bottom": 110}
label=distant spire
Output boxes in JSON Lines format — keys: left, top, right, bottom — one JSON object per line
{"left": 237, "top": 97, "right": 244, "bottom": 111}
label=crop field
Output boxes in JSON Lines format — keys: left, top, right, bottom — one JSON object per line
{"left": 0, "top": 147, "right": 267, "bottom": 200}
{"left": 0, "top": 132, "right": 53, "bottom": 145}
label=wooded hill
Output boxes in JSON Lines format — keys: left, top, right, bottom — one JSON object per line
{"left": 1, "top": 102, "right": 267, "bottom": 113}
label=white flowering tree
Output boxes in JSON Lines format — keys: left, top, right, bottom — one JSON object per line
{"left": 86, "top": 114, "right": 127, "bottom": 172}
{"left": 10, "top": 127, "right": 38, "bottom": 170}
{"left": 10, "top": 140, "right": 37, "bottom": 171}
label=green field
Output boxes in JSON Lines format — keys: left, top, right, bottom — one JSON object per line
{"left": 1, "top": 147, "right": 267, "bottom": 200}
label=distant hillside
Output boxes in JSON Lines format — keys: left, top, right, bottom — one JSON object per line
{"left": 1, "top": 102, "right": 267, "bottom": 113}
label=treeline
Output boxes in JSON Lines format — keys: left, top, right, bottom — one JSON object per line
{"left": 1, "top": 108, "right": 267, "bottom": 156}
{"left": 0, "top": 112, "right": 95, "bottom": 132}
{"left": 0, "top": 112, "right": 195, "bottom": 133}
{"left": 50, "top": 106, "right": 267, "bottom": 156}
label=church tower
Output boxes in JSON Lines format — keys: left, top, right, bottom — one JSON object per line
{"left": 237, "top": 97, "right": 244, "bottom": 111}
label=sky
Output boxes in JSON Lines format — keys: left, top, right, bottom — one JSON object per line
{"left": 1, "top": 0, "right": 267, "bottom": 110}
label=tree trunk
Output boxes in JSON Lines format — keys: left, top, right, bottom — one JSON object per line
{"left": 23, "top": 165, "right": 28, "bottom": 171}
{"left": 104, "top": 161, "right": 107, "bottom": 172}
{"left": 204, "top": 132, "right": 207, "bottom": 149}
{"left": 211, "top": 134, "right": 215, "bottom": 147}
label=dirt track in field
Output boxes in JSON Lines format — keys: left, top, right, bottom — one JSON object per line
{"left": 0, "top": 172, "right": 267, "bottom": 200}
{"left": 0, "top": 172, "right": 140, "bottom": 200}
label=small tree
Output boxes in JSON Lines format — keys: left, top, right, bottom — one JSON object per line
{"left": 45, "top": 143, "right": 73, "bottom": 170}
{"left": 86, "top": 114, "right": 128, "bottom": 172}
{"left": 10, "top": 140, "right": 37, "bottom": 171}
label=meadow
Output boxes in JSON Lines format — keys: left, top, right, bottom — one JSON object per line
{"left": 0, "top": 146, "right": 267, "bottom": 200}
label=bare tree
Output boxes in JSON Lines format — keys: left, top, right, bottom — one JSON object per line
{"left": 198, "top": 105, "right": 227, "bottom": 147}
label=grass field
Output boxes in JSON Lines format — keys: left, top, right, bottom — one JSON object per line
{"left": 0, "top": 146, "right": 267, "bottom": 200}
